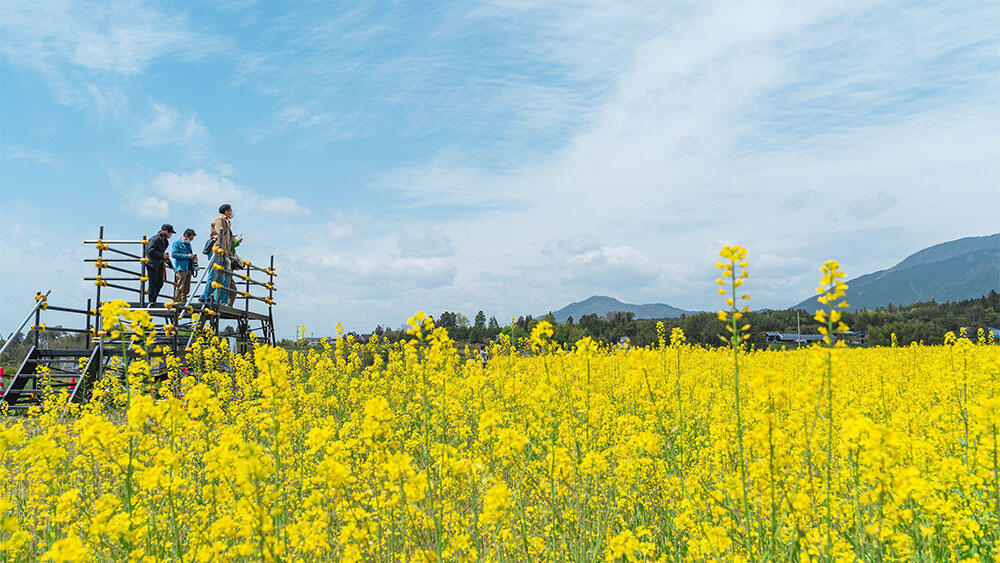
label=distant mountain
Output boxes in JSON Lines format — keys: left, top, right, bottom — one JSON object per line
{"left": 548, "top": 295, "right": 694, "bottom": 322}
{"left": 793, "top": 233, "right": 1000, "bottom": 311}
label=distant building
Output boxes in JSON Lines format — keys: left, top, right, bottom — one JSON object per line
{"left": 765, "top": 331, "right": 866, "bottom": 346}
{"left": 301, "top": 334, "right": 372, "bottom": 347}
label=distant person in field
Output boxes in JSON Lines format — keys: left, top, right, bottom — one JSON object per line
{"left": 145, "top": 224, "right": 174, "bottom": 304}
{"left": 171, "top": 228, "right": 197, "bottom": 304}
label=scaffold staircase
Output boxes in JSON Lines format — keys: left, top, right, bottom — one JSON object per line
{"left": 1, "top": 226, "right": 278, "bottom": 412}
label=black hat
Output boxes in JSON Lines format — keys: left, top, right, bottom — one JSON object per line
{"left": 161, "top": 224, "right": 176, "bottom": 234}
{"left": 183, "top": 228, "right": 196, "bottom": 237}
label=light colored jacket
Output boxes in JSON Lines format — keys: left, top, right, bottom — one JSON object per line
{"left": 210, "top": 214, "right": 233, "bottom": 256}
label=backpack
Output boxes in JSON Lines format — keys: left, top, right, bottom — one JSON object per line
{"left": 203, "top": 237, "right": 215, "bottom": 256}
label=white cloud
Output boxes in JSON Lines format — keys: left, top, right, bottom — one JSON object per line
{"left": 781, "top": 190, "right": 820, "bottom": 212}
{"left": 150, "top": 169, "right": 246, "bottom": 203}
{"left": 134, "top": 101, "right": 210, "bottom": 154}
{"left": 258, "top": 197, "right": 310, "bottom": 215}
{"left": 0, "top": 1, "right": 222, "bottom": 162}
{"left": 348, "top": 0, "right": 998, "bottom": 321}
{"left": 554, "top": 235, "right": 601, "bottom": 256}
{"left": 2, "top": 145, "right": 55, "bottom": 165}
{"left": 318, "top": 209, "right": 365, "bottom": 241}
{"left": 0, "top": 0, "right": 212, "bottom": 79}
{"left": 132, "top": 195, "right": 170, "bottom": 218}
{"left": 311, "top": 253, "right": 458, "bottom": 294}
{"left": 844, "top": 190, "right": 900, "bottom": 220}
{"left": 146, "top": 169, "right": 308, "bottom": 219}
{"left": 396, "top": 229, "right": 456, "bottom": 258}
{"left": 0, "top": 201, "right": 92, "bottom": 319}
{"left": 563, "top": 245, "right": 661, "bottom": 290}
{"left": 84, "top": 84, "right": 130, "bottom": 121}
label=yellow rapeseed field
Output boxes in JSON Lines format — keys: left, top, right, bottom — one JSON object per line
{"left": 1, "top": 248, "right": 998, "bottom": 562}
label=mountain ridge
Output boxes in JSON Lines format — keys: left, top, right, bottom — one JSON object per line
{"left": 547, "top": 295, "right": 694, "bottom": 322}
{"left": 793, "top": 233, "right": 1000, "bottom": 311}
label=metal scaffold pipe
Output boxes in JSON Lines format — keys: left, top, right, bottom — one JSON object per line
{"left": 0, "top": 290, "right": 51, "bottom": 360}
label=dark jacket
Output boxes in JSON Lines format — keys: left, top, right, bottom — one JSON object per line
{"left": 146, "top": 234, "right": 172, "bottom": 267}
{"left": 171, "top": 240, "right": 194, "bottom": 272}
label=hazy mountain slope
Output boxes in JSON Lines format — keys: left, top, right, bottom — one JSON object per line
{"left": 794, "top": 233, "right": 999, "bottom": 311}
{"left": 549, "top": 295, "right": 694, "bottom": 322}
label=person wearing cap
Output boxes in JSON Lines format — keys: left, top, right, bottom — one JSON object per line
{"left": 171, "top": 228, "right": 197, "bottom": 304}
{"left": 145, "top": 224, "right": 175, "bottom": 305}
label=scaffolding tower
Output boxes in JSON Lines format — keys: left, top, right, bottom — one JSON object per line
{"left": 0, "top": 225, "right": 278, "bottom": 411}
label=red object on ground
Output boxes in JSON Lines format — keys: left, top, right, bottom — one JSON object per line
{"left": 70, "top": 376, "right": 77, "bottom": 390}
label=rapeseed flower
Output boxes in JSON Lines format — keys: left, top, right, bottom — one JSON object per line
{"left": 1, "top": 257, "right": 997, "bottom": 562}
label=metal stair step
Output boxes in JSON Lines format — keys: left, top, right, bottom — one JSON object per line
{"left": 37, "top": 349, "right": 93, "bottom": 357}
{"left": 8, "top": 375, "right": 80, "bottom": 381}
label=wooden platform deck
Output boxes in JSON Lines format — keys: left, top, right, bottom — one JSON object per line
{"left": 126, "top": 301, "right": 271, "bottom": 322}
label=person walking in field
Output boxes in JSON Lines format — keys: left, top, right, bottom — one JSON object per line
{"left": 171, "top": 228, "right": 197, "bottom": 304}
{"left": 145, "top": 224, "right": 175, "bottom": 305}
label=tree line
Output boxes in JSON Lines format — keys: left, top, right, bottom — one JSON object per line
{"left": 5, "top": 292, "right": 997, "bottom": 373}
{"left": 363, "top": 291, "right": 999, "bottom": 349}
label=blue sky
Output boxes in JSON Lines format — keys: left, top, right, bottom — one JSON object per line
{"left": 1, "top": 0, "right": 998, "bottom": 337}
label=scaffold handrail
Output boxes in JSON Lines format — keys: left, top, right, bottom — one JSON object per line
{"left": 0, "top": 291, "right": 51, "bottom": 360}
{"left": 84, "top": 239, "right": 149, "bottom": 244}
{"left": 210, "top": 263, "right": 277, "bottom": 290}
{"left": 84, "top": 226, "right": 278, "bottom": 354}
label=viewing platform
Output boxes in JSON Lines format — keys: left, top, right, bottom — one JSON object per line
{"left": 1, "top": 225, "right": 278, "bottom": 411}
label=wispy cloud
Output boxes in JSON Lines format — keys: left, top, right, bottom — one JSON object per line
{"left": 145, "top": 169, "right": 307, "bottom": 217}
{"left": 258, "top": 197, "right": 309, "bottom": 216}
{"left": 1, "top": 0, "right": 225, "bottom": 165}
{"left": 2, "top": 145, "right": 56, "bottom": 165}
{"left": 134, "top": 101, "right": 211, "bottom": 156}
{"left": 396, "top": 229, "right": 457, "bottom": 258}
{"left": 227, "top": 2, "right": 623, "bottom": 150}
{"left": 131, "top": 195, "right": 170, "bottom": 218}
{"left": 0, "top": 0, "right": 218, "bottom": 102}
{"left": 306, "top": 0, "right": 999, "bottom": 320}
{"left": 841, "top": 190, "right": 900, "bottom": 221}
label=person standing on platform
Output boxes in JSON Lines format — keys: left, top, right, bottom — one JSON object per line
{"left": 145, "top": 224, "right": 174, "bottom": 305}
{"left": 171, "top": 228, "right": 197, "bottom": 304}
{"left": 199, "top": 204, "right": 235, "bottom": 305}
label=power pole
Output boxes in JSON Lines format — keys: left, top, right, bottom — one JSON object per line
{"left": 796, "top": 310, "right": 801, "bottom": 348}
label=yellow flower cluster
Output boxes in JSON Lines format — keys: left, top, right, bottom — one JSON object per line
{"left": 1, "top": 278, "right": 999, "bottom": 561}
{"left": 715, "top": 245, "right": 751, "bottom": 341}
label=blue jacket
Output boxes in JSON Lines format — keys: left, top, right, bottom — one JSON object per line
{"left": 171, "top": 240, "right": 195, "bottom": 272}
